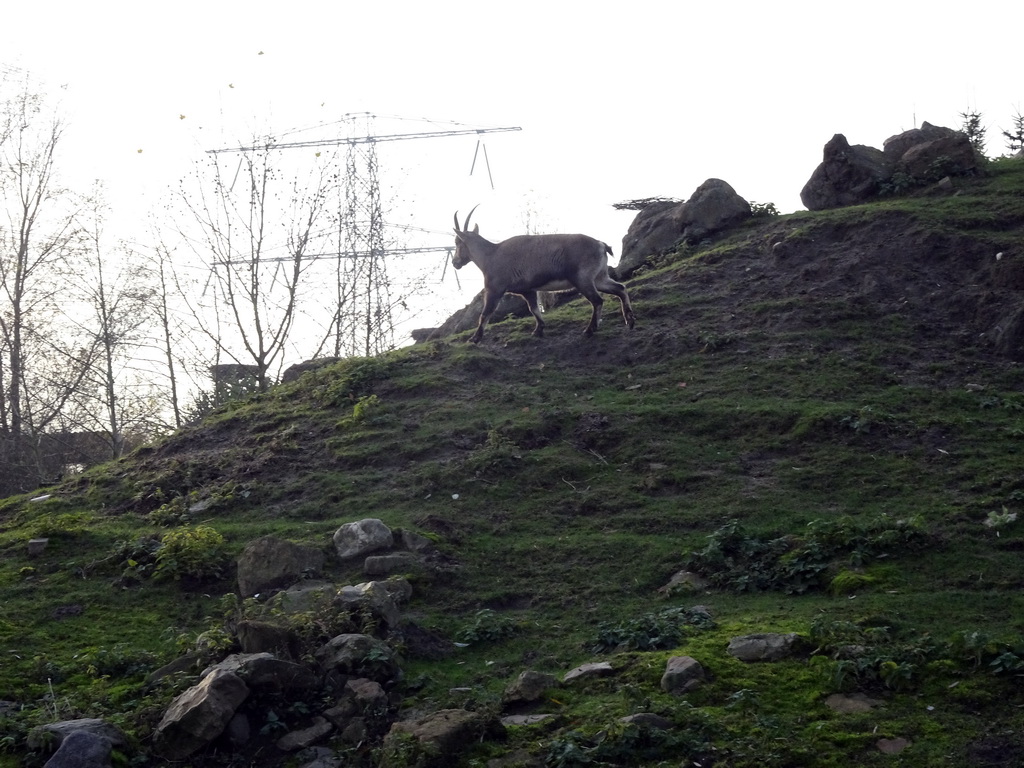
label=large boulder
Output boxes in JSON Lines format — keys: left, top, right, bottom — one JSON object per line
{"left": 412, "top": 292, "right": 533, "bottom": 343}
{"left": 28, "top": 719, "right": 126, "bottom": 752}
{"left": 618, "top": 179, "right": 751, "bottom": 277}
{"left": 236, "top": 536, "right": 325, "bottom": 598}
{"left": 315, "top": 633, "right": 400, "bottom": 683}
{"left": 203, "top": 652, "right": 319, "bottom": 694}
{"left": 152, "top": 668, "right": 250, "bottom": 760}
{"left": 802, "top": 123, "right": 983, "bottom": 212}
{"left": 382, "top": 709, "right": 503, "bottom": 768}
{"left": 42, "top": 730, "right": 112, "bottom": 768}
{"left": 333, "top": 519, "right": 394, "bottom": 561}
{"left": 800, "top": 134, "right": 893, "bottom": 211}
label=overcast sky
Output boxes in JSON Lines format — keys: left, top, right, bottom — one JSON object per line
{"left": 4, "top": 0, "right": 1022, "bottom": 320}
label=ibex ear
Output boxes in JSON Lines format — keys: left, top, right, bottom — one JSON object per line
{"left": 472, "top": 224, "right": 479, "bottom": 233}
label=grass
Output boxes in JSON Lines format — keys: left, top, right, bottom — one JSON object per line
{"left": 2, "top": 157, "right": 1024, "bottom": 766}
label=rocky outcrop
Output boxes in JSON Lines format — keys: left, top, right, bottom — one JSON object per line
{"left": 801, "top": 122, "right": 983, "bottom": 211}
{"left": 618, "top": 179, "right": 752, "bottom": 278}
{"left": 152, "top": 668, "right": 251, "bottom": 760}
{"left": 800, "top": 134, "right": 892, "bottom": 211}
{"left": 236, "top": 536, "right": 325, "bottom": 598}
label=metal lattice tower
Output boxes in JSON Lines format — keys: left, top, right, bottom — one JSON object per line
{"left": 208, "top": 114, "right": 521, "bottom": 358}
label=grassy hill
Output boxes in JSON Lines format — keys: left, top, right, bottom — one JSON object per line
{"left": 2, "top": 157, "right": 1024, "bottom": 767}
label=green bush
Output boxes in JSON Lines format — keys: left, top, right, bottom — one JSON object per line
{"left": 154, "top": 525, "right": 230, "bottom": 583}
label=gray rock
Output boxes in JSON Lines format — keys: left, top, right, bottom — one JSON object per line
{"left": 333, "top": 519, "right": 394, "bottom": 560}
{"left": 42, "top": 730, "right": 111, "bottom": 768}
{"left": 203, "top": 652, "right": 318, "bottom": 693}
{"left": 153, "top": 668, "right": 250, "bottom": 760}
{"left": 618, "top": 180, "right": 751, "bottom": 277}
{"left": 726, "top": 632, "right": 803, "bottom": 662}
{"left": 562, "top": 662, "right": 613, "bottom": 684}
{"left": 236, "top": 536, "right": 325, "bottom": 598}
{"left": 364, "top": 552, "right": 424, "bottom": 577}
{"left": 657, "top": 570, "right": 709, "bottom": 595}
{"left": 336, "top": 581, "right": 403, "bottom": 629}
{"left": 801, "top": 134, "right": 893, "bottom": 211}
{"left": 660, "top": 656, "right": 706, "bottom": 695}
{"left": 825, "top": 692, "right": 882, "bottom": 714}
{"left": 503, "top": 670, "right": 558, "bottom": 703}
{"left": 620, "top": 712, "right": 673, "bottom": 730}
{"left": 384, "top": 709, "right": 501, "bottom": 763}
{"left": 315, "top": 633, "right": 398, "bottom": 682}
{"left": 276, "top": 716, "right": 333, "bottom": 752}
{"left": 501, "top": 714, "right": 555, "bottom": 726}
{"left": 28, "top": 719, "right": 126, "bottom": 751}
{"left": 275, "top": 580, "right": 337, "bottom": 613}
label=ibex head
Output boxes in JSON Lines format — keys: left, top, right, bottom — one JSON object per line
{"left": 452, "top": 205, "right": 480, "bottom": 268}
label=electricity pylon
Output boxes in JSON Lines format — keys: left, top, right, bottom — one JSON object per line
{"left": 207, "top": 114, "right": 520, "bottom": 357}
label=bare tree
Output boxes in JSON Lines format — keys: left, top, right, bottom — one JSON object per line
{"left": 173, "top": 144, "right": 338, "bottom": 392}
{"left": 0, "top": 77, "right": 88, "bottom": 490}
{"left": 60, "top": 185, "right": 158, "bottom": 459}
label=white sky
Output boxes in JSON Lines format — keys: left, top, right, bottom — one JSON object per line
{"left": 4, "top": 0, "right": 1022, "bottom": 334}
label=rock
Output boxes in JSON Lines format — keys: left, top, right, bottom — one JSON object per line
{"left": 801, "top": 134, "right": 893, "bottom": 211}
{"left": 726, "top": 632, "right": 804, "bottom": 662}
{"left": 347, "top": 677, "right": 388, "bottom": 709}
{"left": 400, "top": 529, "right": 440, "bottom": 555}
{"left": 503, "top": 670, "right": 558, "bottom": 703}
{"left": 152, "top": 668, "right": 250, "bottom": 760}
{"left": 276, "top": 716, "right": 333, "bottom": 751}
{"left": 336, "top": 580, "right": 404, "bottom": 629}
{"left": 296, "top": 746, "right": 344, "bottom": 768}
{"left": 27, "top": 538, "right": 48, "bottom": 556}
{"left": 413, "top": 292, "right": 531, "bottom": 343}
{"left": 225, "top": 712, "right": 251, "bottom": 747}
{"left": 671, "top": 178, "right": 752, "bottom": 244}
{"left": 276, "top": 580, "right": 338, "bottom": 613}
{"left": 42, "top": 730, "right": 111, "bottom": 768}
{"left": 618, "top": 180, "right": 751, "bottom": 277}
{"left": 620, "top": 712, "right": 673, "bottom": 730}
{"left": 660, "top": 656, "right": 706, "bottom": 695}
{"left": 616, "top": 199, "right": 682, "bottom": 277}
{"left": 877, "top": 737, "right": 911, "bottom": 754}
{"left": 339, "top": 717, "right": 369, "bottom": 744}
{"left": 657, "top": 570, "right": 709, "bottom": 595}
{"left": 898, "top": 132, "right": 979, "bottom": 180}
{"left": 203, "top": 652, "right": 318, "bottom": 694}
{"left": 500, "top": 714, "right": 555, "bottom": 726}
{"left": 882, "top": 121, "right": 960, "bottom": 158}
{"left": 825, "top": 692, "right": 882, "bottom": 714}
{"left": 562, "top": 662, "right": 614, "bottom": 684}
{"left": 364, "top": 552, "right": 425, "bottom": 577}
{"left": 28, "top": 719, "right": 126, "bottom": 751}
{"left": 383, "top": 709, "right": 502, "bottom": 767}
{"left": 236, "top": 620, "right": 301, "bottom": 658}
{"left": 333, "top": 519, "right": 394, "bottom": 561}
{"left": 281, "top": 357, "right": 343, "bottom": 383}
{"left": 144, "top": 651, "right": 204, "bottom": 686}
{"left": 236, "top": 536, "right": 325, "bottom": 598}
{"left": 315, "top": 633, "right": 399, "bottom": 683}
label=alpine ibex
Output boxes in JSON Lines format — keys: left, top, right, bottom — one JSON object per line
{"left": 452, "top": 207, "right": 635, "bottom": 343}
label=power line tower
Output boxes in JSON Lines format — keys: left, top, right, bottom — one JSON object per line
{"left": 208, "top": 114, "right": 520, "bottom": 358}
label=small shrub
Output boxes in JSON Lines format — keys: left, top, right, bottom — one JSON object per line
{"left": 455, "top": 609, "right": 519, "bottom": 645}
{"left": 749, "top": 201, "right": 780, "bottom": 219}
{"left": 154, "top": 525, "right": 230, "bottom": 583}
{"left": 592, "top": 606, "right": 715, "bottom": 652}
